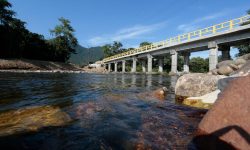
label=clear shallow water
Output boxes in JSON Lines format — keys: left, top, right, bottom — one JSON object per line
{"left": 0, "top": 73, "right": 205, "bottom": 150}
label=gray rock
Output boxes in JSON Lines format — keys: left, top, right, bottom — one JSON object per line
{"left": 234, "top": 58, "right": 246, "bottom": 66}
{"left": 217, "top": 65, "right": 234, "bottom": 75}
{"left": 216, "top": 60, "right": 234, "bottom": 69}
{"left": 217, "top": 77, "right": 237, "bottom": 91}
{"left": 175, "top": 73, "right": 226, "bottom": 97}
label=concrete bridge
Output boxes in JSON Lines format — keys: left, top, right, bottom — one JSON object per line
{"left": 103, "top": 15, "right": 250, "bottom": 73}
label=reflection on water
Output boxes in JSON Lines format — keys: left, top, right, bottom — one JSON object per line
{"left": 0, "top": 73, "right": 205, "bottom": 149}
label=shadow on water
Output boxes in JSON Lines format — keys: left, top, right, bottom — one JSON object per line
{"left": 190, "top": 125, "right": 250, "bottom": 150}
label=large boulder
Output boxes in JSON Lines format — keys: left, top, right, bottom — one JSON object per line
{"left": 175, "top": 73, "right": 225, "bottom": 97}
{"left": 193, "top": 75, "right": 250, "bottom": 150}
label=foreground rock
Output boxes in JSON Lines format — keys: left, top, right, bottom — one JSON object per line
{"left": 175, "top": 73, "right": 225, "bottom": 97}
{"left": 193, "top": 75, "right": 250, "bottom": 150}
{"left": 0, "top": 106, "right": 72, "bottom": 136}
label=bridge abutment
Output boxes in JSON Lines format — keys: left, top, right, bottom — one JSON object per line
{"left": 183, "top": 52, "right": 190, "bottom": 73}
{"left": 147, "top": 54, "right": 153, "bottom": 73}
{"left": 142, "top": 60, "right": 146, "bottom": 73}
{"left": 114, "top": 62, "right": 118, "bottom": 72}
{"left": 131, "top": 57, "right": 137, "bottom": 73}
{"left": 158, "top": 57, "right": 164, "bottom": 73}
{"left": 170, "top": 50, "right": 178, "bottom": 73}
{"left": 208, "top": 42, "right": 218, "bottom": 71}
{"left": 108, "top": 63, "right": 112, "bottom": 72}
{"left": 220, "top": 45, "right": 231, "bottom": 61}
{"left": 122, "top": 60, "right": 126, "bottom": 72}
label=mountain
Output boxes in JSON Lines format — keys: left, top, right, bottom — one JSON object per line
{"left": 69, "top": 45, "right": 104, "bottom": 66}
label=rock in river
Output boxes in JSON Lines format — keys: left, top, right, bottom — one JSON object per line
{"left": 193, "top": 75, "right": 250, "bottom": 150}
{"left": 0, "top": 106, "right": 72, "bottom": 137}
{"left": 175, "top": 73, "right": 225, "bottom": 97}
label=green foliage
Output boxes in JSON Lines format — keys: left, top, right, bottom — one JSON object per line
{"left": 50, "top": 17, "right": 78, "bottom": 62}
{"left": 139, "top": 41, "right": 152, "bottom": 47}
{"left": 235, "top": 9, "right": 250, "bottom": 56}
{"left": 189, "top": 57, "right": 209, "bottom": 73}
{"left": 0, "top": 0, "right": 78, "bottom": 62}
{"left": 0, "top": 0, "right": 15, "bottom": 25}
{"left": 102, "top": 41, "right": 125, "bottom": 58}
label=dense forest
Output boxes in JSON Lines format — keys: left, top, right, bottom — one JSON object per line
{"left": 0, "top": 0, "right": 78, "bottom": 62}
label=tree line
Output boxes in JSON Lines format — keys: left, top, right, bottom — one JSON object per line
{"left": 0, "top": 0, "right": 78, "bottom": 62}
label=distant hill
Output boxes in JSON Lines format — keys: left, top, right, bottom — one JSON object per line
{"left": 69, "top": 45, "right": 104, "bottom": 66}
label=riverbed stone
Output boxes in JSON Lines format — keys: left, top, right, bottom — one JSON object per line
{"left": 234, "top": 58, "right": 246, "bottom": 66}
{"left": 175, "top": 73, "right": 225, "bottom": 97}
{"left": 193, "top": 75, "right": 250, "bottom": 150}
{"left": 216, "top": 60, "right": 234, "bottom": 69}
{"left": 0, "top": 106, "right": 72, "bottom": 137}
{"left": 217, "top": 65, "right": 234, "bottom": 75}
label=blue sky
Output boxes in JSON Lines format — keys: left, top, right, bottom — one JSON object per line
{"left": 9, "top": 0, "right": 250, "bottom": 58}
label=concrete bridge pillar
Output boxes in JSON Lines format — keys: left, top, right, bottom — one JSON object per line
{"left": 122, "top": 60, "right": 126, "bottom": 73}
{"left": 208, "top": 42, "right": 218, "bottom": 71}
{"left": 108, "top": 63, "right": 111, "bottom": 72}
{"left": 158, "top": 57, "right": 164, "bottom": 73}
{"left": 170, "top": 50, "right": 178, "bottom": 73}
{"left": 131, "top": 57, "right": 137, "bottom": 73}
{"left": 114, "top": 62, "right": 118, "bottom": 72}
{"left": 147, "top": 54, "right": 153, "bottom": 73}
{"left": 220, "top": 45, "right": 231, "bottom": 61}
{"left": 183, "top": 52, "right": 190, "bottom": 73}
{"left": 142, "top": 60, "right": 146, "bottom": 73}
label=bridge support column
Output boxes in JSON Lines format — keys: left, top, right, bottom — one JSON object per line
{"left": 122, "top": 60, "right": 126, "bottom": 73}
{"left": 158, "top": 57, "right": 164, "bottom": 73}
{"left": 147, "top": 54, "right": 153, "bottom": 73}
{"left": 220, "top": 45, "right": 231, "bottom": 61}
{"left": 208, "top": 42, "right": 218, "bottom": 71}
{"left": 142, "top": 60, "right": 146, "bottom": 73}
{"left": 131, "top": 57, "right": 137, "bottom": 73}
{"left": 108, "top": 63, "right": 111, "bottom": 72}
{"left": 170, "top": 50, "right": 178, "bottom": 73}
{"left": 183, "top": 52, "right": 190, "bottom": 73}
{"left": 114, "top": 62, "right": 118, "bottom": 72}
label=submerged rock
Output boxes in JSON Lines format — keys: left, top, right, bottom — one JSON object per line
{"left": 193, "top": 75, "right": 250, "bottom": 150}
{"left": 0, "top": 106, "right": 72, "bottom": 137}
{"left": 137, "top": 87, "right": 168, "bottom": 101}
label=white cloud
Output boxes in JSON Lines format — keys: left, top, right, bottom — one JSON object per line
{"left": 87, "top": 22, "right": 167, "bottom": 46}
{"left": 177, "top": 12, "right": 227, "bottom": 32}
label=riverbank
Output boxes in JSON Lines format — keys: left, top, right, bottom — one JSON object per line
{"left": 0, "top": 59, "right": 111, "bottom": 74}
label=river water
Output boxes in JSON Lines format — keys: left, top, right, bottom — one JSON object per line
{"left": 0, "top": 73, "right": 205, "bottom": 150}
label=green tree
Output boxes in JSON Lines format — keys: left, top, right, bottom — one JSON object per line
{"left": 139, "top": 41, "right": 152, "bottom": 47}
{"left": 50, "top": 17, "right": 78, "bottom": 62}
{"left": 189, "top": 57, "right": 209, "bottom": 73}
{"left": 102, "top": 41, "right": 125, "bottom": 58}
{"left": 0, "top": 0, "right": 15, "bottom": 25}
{"left": 235, "top": 9, "right": 250, "bottom": 56}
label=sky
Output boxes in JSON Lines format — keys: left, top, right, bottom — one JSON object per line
{"left": 9, "top": 0, "right": 250, "bottom": 58}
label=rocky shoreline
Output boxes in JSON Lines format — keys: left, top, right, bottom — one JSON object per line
{"left": 0, "top": 59, "right": 110, "bottom": 74}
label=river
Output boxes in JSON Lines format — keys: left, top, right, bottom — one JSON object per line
{"left": 0, "top": 73, "right": 205, "bottom": 149}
